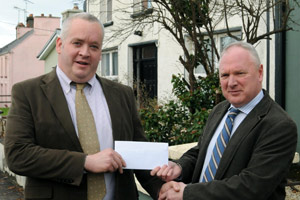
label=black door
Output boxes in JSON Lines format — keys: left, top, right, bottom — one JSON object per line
{"left": 133, "top": 43, "right": 157, "bottom": 107}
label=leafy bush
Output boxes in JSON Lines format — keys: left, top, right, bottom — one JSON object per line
{"left": 139, "top": 72, "right": 224, "bottom": 145}
{"left": 0, "top": 107, "right": 9, "bottom": 116}
{"left": 172, "top": 72, "right": 222, "bottom": 111}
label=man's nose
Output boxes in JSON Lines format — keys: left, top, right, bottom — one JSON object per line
{"left": 79, "top": 45, "right": 90, "bottom": 57}
{"left": 228, "top": 75, "right": 237, "bottom": 87}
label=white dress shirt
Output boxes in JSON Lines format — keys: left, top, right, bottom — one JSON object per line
{"left": 56, "top": 66, "right": 114, "bottom": 200}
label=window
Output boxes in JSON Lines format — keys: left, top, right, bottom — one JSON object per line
{"left": 195, "top": 38, "right": 216, "bottom": 75}
{"left": 100, "top": 0, "right": 112, "bottom": 23}
{"left": 101, "top": 53, "right": 110, "bottom": 76}
{"left": 4, "top": 65, "right": 7, "bottom": 78}
{"left": 194, "top": 32, "right": 241, "bottom": 76}
{"left": 220, "top": 35, "right": 239, "bottom": 52}
{"left": 112, "top": 52, "right": 118, "bottom": 75}
{"left": 99, "top": 51, "right": 118, "bottom": 80}
{"left": 143, "top": 0, "right": 152, "bottom": 10}
{"left": 133, "top": 0, "right": 152, "bottom": 13}
{"left": 4, "top": 56, "right": 7, "bottom": 78}
{"left": 0, "top": 57, "right": 3, "bottom": 78}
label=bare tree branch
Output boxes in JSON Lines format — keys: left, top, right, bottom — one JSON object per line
{"left": 84, "top": 0, "right": 300, "bottom": 100}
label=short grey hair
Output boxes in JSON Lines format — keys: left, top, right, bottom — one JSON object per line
{"left": 220, "top": 41, "right": 261, "bottom": 68}
{"left": 60, "top": 12, "right": 105, "bottom": 44}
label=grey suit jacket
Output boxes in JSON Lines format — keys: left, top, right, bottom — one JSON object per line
{"left": 5, "top": 69, "right": 163, "bottom": 200}
{"left": 176, "top": 91, "right": 297, "bottom": 200}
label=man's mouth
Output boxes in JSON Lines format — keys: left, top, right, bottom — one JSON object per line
{"left": 229, "top": 90, "right": 241, "bottom": 95}
{"left": 76, "top": 61, "right": 89, "bottom": 65}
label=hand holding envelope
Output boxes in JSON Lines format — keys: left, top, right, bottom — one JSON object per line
{"left": 115, "top": 141, "right": 186, "bottom": 200}
{"left": 151, "top": 160, "right": 182, "bottom": 182}
{"left": 115, "top": 141, "right": 168, "bottom": 170}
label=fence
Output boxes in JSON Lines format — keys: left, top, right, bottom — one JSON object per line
{"left": 0, "top": 95, "right": 11, "bottom": 103}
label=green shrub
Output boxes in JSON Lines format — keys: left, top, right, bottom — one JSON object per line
{"left": 140, "top": 100, "right": 191, "bottom": 145}
{"left": 140, "top": 72, "right": 224, "bottom": 145}
{"left": 0, "top": 107, "right": 9, "bottom": 116}
{"left": 172, "top": 72, "right": 222, "bottom": 111}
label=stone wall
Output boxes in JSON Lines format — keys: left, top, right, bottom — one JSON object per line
{"left": 0, "top": 139, "right": 26, "bottom": 187}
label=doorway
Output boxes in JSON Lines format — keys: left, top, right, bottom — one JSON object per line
{"left": 133, "top": 43, "right": 157, "bottom": 107}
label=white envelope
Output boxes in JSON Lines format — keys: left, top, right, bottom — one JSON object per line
{"left": 115, "top": 141, "right": 168, "bottom": 170}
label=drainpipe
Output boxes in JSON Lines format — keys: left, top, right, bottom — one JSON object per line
{"left": 83, "top": 0, "right": 87, "bottom": 12}
{"left": 266, "top": 0, "right": 270, "bottom": 93}
{"left": 274, "top": 0, "right": 286, "bottom": 108}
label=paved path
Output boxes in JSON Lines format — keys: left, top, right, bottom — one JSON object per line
{"left": 0, "top": 171, "right": 24, "bottom": 200}
{"left": 1, "top": 170, "right": 300, "bottom": 200}
{"left": 0, "top": 170, "right": 153, "bottom": 200}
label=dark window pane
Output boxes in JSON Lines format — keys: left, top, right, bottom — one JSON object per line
{"left": 112, "top": 52, "right": 118, "bottom": 75}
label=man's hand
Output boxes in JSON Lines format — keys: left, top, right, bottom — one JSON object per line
{"left": 84, "top": 148, "right": 126, "bottom": 174}
{"left": 158, "top": 181, "right": 186, "bottom": 200}
{"left": 151, "top": 161, "right": 182, "bottom": 182}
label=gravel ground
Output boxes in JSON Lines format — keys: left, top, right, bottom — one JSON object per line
{"left": 0, "top": 171, "right": 23, "bottom": 200}
{"left": 286, "top": 185, "right": 300, "bottom": 200}
{"left": 1, "top": 170, "right": 299, "bottom": 200}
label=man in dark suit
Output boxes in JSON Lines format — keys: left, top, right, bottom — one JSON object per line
{"left": 5, "top": 12, "right": 162, "bottom": 200}
{"left": 151, "top": 41, "right": 297, "bottom": 200}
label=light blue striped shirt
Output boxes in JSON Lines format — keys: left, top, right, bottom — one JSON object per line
{"left": 56, "top": 66, "right": 114, "bottom": 200}
{"left": 199, "top": 90, "right": 264, "bottom": 182}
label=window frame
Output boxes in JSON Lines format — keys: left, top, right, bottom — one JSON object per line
{"left": 131, "top": 0, "right": 153, "bottom": 18}
{"left": 194, "top": 31, "right": 242, "bottom": 77}
{"left": 100, "top": 0, "right": 113, "bottom": 25}
{"left": 98, "top": 50, "right": 119, "bottom": 81}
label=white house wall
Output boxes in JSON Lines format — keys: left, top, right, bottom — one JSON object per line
{"left": 121, "top": 29, "right": 184, "bottom": 102}
{"left": 87, "top": 0, "right": 184, "bottom": 103}
{"left": 87, "top": 0, "right": 276, "bottom": 103}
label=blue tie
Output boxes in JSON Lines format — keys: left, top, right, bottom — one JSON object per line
{"left": 202, "top": 108, "right": 240, "bottom": 182}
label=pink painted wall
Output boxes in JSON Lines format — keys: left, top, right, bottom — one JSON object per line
{"left": 16, "top": 27, "right": 32, "bottom": 39}
{"left": 0, "top": 54, "right": 11, "bottom": 107}
{"left": 12, "top": 16, "right": 60, "bottom": 84}
{"left": 0, "top": 15, "right": 60, "bottom": 107}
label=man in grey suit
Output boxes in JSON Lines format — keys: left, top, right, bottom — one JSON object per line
{"left": 151, "top": 41, "right": 297, "bottom": 200}
{"left": 5, "top": 13, "right": 163, "bottom": 200}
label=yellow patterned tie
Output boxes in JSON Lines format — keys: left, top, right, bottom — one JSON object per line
{"left": 75, "top": 83, "right": 106, "bottom": 200}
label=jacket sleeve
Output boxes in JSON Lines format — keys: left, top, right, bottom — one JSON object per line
{"left": 4, "top": 82, "right": 86, "bottom": 186}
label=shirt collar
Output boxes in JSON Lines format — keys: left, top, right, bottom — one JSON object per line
{"left": 56, "top": 65, "right": 96, "bottom": 94}
{"left": 86, "top": 76, "right": 97, "bottom": 94}
{"left": 230, "top": 90, "right": 264, "bottom": 114}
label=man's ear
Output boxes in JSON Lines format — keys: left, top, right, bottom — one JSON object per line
{"left": 56, "top": 37, "right": 62, "bottom": 54}
{"left": 258, "top": 64, "right": 263, "bottom": 82}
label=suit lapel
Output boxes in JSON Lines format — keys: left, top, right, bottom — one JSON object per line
{"left": 192, "top": 103, "right": 229, "bottom": 182}
{"left": 40, "top": 69, "right": 82, "bottom": 151}
{"left": 97, "top": 77, "right": 122, "bottom": 142}
{"left": 215, "top": 93, "right": 271, "bottom": 179}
